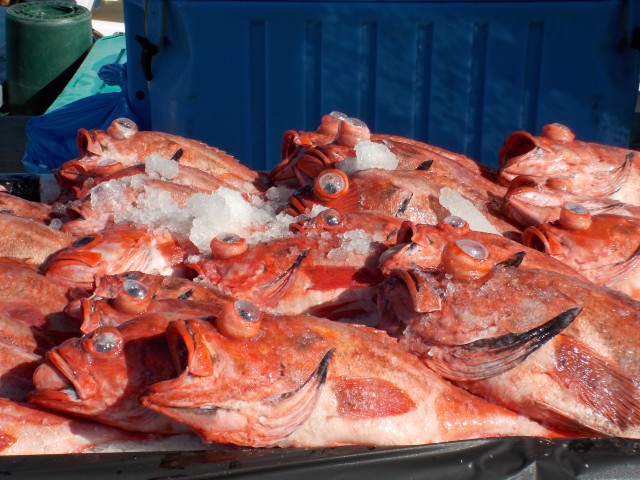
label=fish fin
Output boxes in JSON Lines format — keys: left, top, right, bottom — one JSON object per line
{"left": 496, "top": 251, "right": 526, "bottom": 268}
{"left": 531, "top": 400, "right": 607, "bottom": 437}
{"left": 333, "top": 376, "right": 416, "bottom": 419}
{"left": 582, "top": 245, "right": 640, "bottom": 286}
{"left": 424, "top": 307, "right": 581, "bottom": 381}
{"left": 551, "top": 335, "right": 640, "bottom": 431}
{"left": 258, "top": 249, "right": 309, "bottom": 307}
{"left": 234, "top": 348, "right": 333, "bottom": 446}
{"left": 305, "top": 299, "right": 376, "bottom": 322}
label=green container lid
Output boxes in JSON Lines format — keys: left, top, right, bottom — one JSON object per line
{"left": 5, "top": 1, "right": 93, "bottom": 115}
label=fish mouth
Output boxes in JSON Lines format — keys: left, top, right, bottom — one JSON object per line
{"left": 29, "top": 348, "right": 89, "bottom": 406}
{"left": 522, "top": 226, "right": 554, "bottom": 255}
{"left": 142, "top": 319, "right": 333, "bottom": 446}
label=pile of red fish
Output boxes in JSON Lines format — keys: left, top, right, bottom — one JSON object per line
{"left": 1, "top": 112, "right": 639, "bottom": 455}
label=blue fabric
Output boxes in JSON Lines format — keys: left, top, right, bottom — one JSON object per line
{"left": 22, "top": 63, "right": 138, "bottom": 173}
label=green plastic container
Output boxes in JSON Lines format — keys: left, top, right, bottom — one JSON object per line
{"left": 5, "top": 1, "right": 93, "bottom": 115}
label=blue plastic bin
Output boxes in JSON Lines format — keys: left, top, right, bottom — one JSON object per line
{"left": 123, "top": 0, "right": 640, "bottom": 170}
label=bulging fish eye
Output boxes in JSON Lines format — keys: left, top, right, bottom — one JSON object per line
{"left": 438, "top": 216, "right": 470, "bottom": 235}
{"left": 216, "top": 299, "right": 262, "bottom": 340}
{"left": 333, "top": 116, "right": 371, "bottom": 147}
{"left": 319, "top": 208, "right": 342, "bottom": 227}
{"left": 314, "top": 169, "right": 349, "bottom": 201}
{"left": 112, "top": 278, "right": 151, "bottom": 314}
{"left": 541, "top": 123, "right": 575, "bottom": 143}
{"left": 210, "top": 233, "right": 248, "bottom": 259}
{"left": 441, "top": 239, "right": 491, "bottom": 279}
{"left": 106, "top": 118, "right": 138, "bottom": 140}
{"left": 558, "top": 202, "right": 592, "bottom": 230}
{"left": 84, "top": 327, "right": 123, "bottom": 356}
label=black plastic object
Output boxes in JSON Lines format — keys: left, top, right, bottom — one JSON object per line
{"left": 1, "top": 437, "right": 640, "bottom": 479}
{"left": 4, "top": 1, "right": 92, "bottom": 115}
{"left": 0, "top": 173, "right": 42, "bottom": 203}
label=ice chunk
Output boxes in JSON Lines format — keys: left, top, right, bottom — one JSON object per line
{"left": 145, "top": 153, "right": 180, "bottom": 179}
{"left": 327, "top": 229, "right": 372, "bottom": 260}
{"left": 438, "top": 187, "right": 500, "bottom": 235}
{"left": 336, "top": 141, "right": 398, "bottom": 174}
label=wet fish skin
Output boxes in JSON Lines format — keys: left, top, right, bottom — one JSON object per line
{"left": 141, "top": 304, "right": 558, "bottom": 448}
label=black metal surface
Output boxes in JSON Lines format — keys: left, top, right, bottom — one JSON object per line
{"left": 1, "top": 437, "right": 640, "bottom": 480}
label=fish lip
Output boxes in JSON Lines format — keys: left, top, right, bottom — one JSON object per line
{"left": 40, "top": 348, "right": 90, "bottom": 401}
{"left": 522, "top": 226, "right": 553, "bottom": 255}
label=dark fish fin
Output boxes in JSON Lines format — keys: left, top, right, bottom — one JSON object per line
{"left": 258, "top": 249, "right": 309, "bottom": 306}
{"left": 416, "top": 160, "right": 433, "bottom": 171}
{"left": 305, "top": 298, "right": 376, "bottom": 322}
{"left": 551, "top": 335, "right": 640, "bottom": 431}
{"left": 256, "top": 349, "right": 333, "bottom": 442}
{"left": 424, "top": 307, "right": 581, "bottom": 381}
{"left": 496, "top": 251, "right": 526, "bottom": 268}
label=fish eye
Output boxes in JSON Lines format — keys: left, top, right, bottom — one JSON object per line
{"left": 85, "top": 327, "right": 123, "bottom": 356}
{"left": 319, "top": 209, "right": 342, "bottom": 227}
{"left": 234, "top": 300, "right": 261, "bottom": 323}
{"left": 108, "top": 118, "right": 138, "bottom": 140}
{"left": 455, "top": 239, "right": 489, "bottom": 261}
{"left": 559, "top": 202, "right": 592, "bottom": 230}
{"left": 440, "top": 239, "right": 492, "bottom": 280}
{"left": 73, "top": 236, "right": 95, "bottom": 247}
{"left": 210, "top": 233, "right": 248, "bottom": 259}
{"left": 113, "top": 279, "right": 151, "bottom": 314}
{"left": 217, "top": 300, "right": 263, "bottom": 339}
{"left": 443, "top": 216, "right": 467, "bottom": 229}
{"left": 314, "top": 169, "right": 349, "bottom": 201}
{"left": 122, "top": 279, "right": 149, "bottom": 299}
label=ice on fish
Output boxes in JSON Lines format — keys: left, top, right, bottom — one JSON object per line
{"left": 327, "top": 229, "right": 374, "bottom": 260}
{"left": 145, "top": 153, "right": 180, "bottom": 180}
{"left": 186, "top": 188, "right": 296, "bottom": 252}
{"left": 91, "top": 176, "right": 297, "bottom": 253}
{"left": 438, "top": 187, "right": 500, "bottom": 235}
{"left": 337, "top": 141, "right": 398, "bottom": 174}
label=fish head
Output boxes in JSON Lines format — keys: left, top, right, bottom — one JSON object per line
{"left": 523, "top": 206, "right": 640, "bottom": 280}
{"left": 44, "top": 225, "right": 186, "bottom": 290}
{"left": 28, "top": 313, "right": 182, "bottom": 432}
{"left": 189, "top": 236, "right": 313, "bottom": 309}
{"left": 141, "top": 301, "right": 333, "bottom": 446}
{"left": 290, "top": 208, "right": 404, "bottom": 245}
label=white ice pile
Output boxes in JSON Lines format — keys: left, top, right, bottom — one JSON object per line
{"left": 145, "top": 153, "right": 180, "bottom": 180}
{"left": 327, "top": 229, "right": 376, "bottom": 260}
{"left": 93, "top": 176, "right": 297, "bottom": 253}
{"left": 337, "top": 140, "right": 398, "bottom": 174}
{"left": 438, "top": 187, "right": 500, "bottom": 235}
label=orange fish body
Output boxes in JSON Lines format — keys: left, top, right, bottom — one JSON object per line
{"left": 379, "top": 239, "right": 640, "bottom": 437}
{"left": 29, "top": 312, "right": 206, "bottom": 434}
{"left": 523, "top": 207, "right": 640, "bottom": 300}
{"left": 498, "top": 123, "right": 640, "bottom": 206}
{"left": 141, "top": 304, "right": 556, "bottom": 447}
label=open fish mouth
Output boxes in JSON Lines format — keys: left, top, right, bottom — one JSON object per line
{"left": 141, "top": 319, "right": 333, "bottom": 446}
{"left": 29, "top": 349, "right": 86, "bottom": 404}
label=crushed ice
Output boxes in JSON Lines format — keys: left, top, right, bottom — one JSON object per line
{"left": 438, "top": 187, "right": 500, "bottom": 235}
{"left": 337, "top": 141, "right": 398, "bottom": 174}
{"left": 145, "top": 153, "right": 180, "bottom": 180}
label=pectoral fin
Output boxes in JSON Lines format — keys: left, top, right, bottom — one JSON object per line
{"left": 424, "top": 307, "right": 581, "bottom": 381}
{"left": 551, "top": 335, "right": 640, "bottom": 432}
